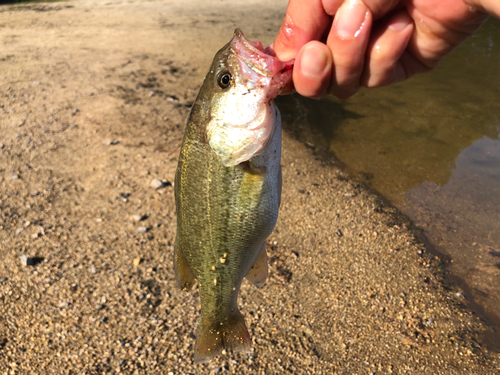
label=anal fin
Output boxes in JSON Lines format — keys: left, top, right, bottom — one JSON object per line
{"left": 174, "top": 242, "right": 195, "bottom": 291}
{"left": 245, "top": 243, "right": 268, "bottom": 288}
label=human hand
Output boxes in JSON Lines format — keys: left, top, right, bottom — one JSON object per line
{"left": 273, "top": 0, "right": 492, "bottom": 100}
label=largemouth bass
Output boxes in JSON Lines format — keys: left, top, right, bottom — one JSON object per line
{"left": 174, "top": 29, "right": 292, "bottom": 362}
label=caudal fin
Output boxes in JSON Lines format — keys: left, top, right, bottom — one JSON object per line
{"left": 194, "top": 311, "right": 251, "bottom": 363}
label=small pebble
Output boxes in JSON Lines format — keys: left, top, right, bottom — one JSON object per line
{"left": 137, "top": 226, "right": 148, "bottom": 233}
{"left": 456, "top": 293, "right": 466, "bottom": 299}
{"left": 120, "top": 192, "right": 130, "bottom": 202}
{"left": 132, "top": 214, "right": 146, "bottom": 222}
{"left": 20, "top": 255, "right": 35, "bottom": 266}
{"left": 150, "top": 178, "right": 164, "bottom": 189}
{"left": 10, "top": 174, "right": 19, "bottom": 180}
{"left": 133, "top": 258, "right": 141, "bottom": 266}
{"left": 148, "top": 90, "right": 156, "bottom": 97}
{"left": 88, "top": 266, "right": 97, "bottom": 274}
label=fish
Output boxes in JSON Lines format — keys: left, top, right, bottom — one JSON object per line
{"left": 174, "top": 29, "right": 293, "bottom": 363}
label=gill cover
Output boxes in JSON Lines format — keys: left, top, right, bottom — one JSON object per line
{"left": 206, "top": 29, "right": 293, "bottom": 167}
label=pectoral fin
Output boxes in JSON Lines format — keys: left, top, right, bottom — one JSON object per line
{"left": 245, "top": 243, "right": 268, "bottom": 288}
{"left": 174, "top": 242, "right": 195, "bottom": 291}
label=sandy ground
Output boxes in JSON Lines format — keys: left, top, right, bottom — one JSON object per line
{"left": 0, "top": 0, "right": 499, "bottom": 373}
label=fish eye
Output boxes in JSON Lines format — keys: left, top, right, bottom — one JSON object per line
{"left": 217, "top": 71, "right": 232, "bottom": 89}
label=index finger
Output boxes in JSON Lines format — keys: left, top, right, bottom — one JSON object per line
{"left": 273, "top": 0, "right": 338, "bottom": 61}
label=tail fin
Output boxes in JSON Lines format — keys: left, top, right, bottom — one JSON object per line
{"left": 194, "top": 311, "right": 251, "bottom": 363}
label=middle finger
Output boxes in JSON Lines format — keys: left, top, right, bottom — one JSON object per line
{"left": 327, "top": 0, "right": 372, "bottom": 99}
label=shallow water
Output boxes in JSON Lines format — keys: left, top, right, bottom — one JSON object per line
{"left": 277, "top": 17, "right": 500, "bottom": 331}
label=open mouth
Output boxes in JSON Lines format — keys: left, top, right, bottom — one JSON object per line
{"left": 231, "top": 28, "right": 294, "bottom": 87}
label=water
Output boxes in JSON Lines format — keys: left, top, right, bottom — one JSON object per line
{"left": 277, "top": 17, "right": 500, "bottom": 333}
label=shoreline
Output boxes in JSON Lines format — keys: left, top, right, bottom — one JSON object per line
{"left": 308, "top": 137, "right": 500, "bottom": 350}
{"left": 276, "top": 88, "right": 500, "bottom": 351}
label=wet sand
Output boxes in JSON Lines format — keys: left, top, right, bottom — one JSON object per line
{"left": 0, "top": 0, "right": 499, "bottom": 373}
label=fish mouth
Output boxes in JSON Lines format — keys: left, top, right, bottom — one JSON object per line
{"left": 231, "top": 28, "right": 294, "bottom": 96}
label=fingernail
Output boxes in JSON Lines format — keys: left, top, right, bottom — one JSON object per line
{"left": 335, "top": 0, "right": 368, "bottom": 39}
{"left": 299, "top": 45, "right": 329, "bottom": 78}
{"left": 388, "top": 12, "right": 411, "bottom": 31}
